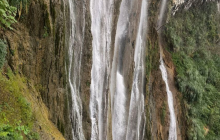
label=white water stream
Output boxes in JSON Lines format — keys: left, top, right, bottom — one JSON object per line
{"left": 68, "top": 0, "right": 85, "bottom": 139}
{"left": 68, "top": 0, "right": 177, "bottom": 139}
{"left": 113, "top": 72, "right": 127, "bottom": 140}
{"left": 126, "top": 0, "right": 148, "bottom": 140}
{"left": 90, "top": 0, "right": 114, "bottom": 140}
{"left": 110, "top": 0, "right": 133, "bottom": 140}
{"left": 159, "top": 58, "right": 177, "bottom": 140}
{"left": 158, "top": 0, "right": 177, "bottom": 139}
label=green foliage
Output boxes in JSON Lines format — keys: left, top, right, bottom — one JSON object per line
{"left": 0, "top": 0, "right": 16, "bottom": 29}
{"left": 164, "top": 3, "right": 219, "bottom": 53}
{"left": 0, "top": 124, "right": 23, "bottom": 140}
{"left": 164, "top": 2, "right": 220, "bottom": 140}
{"left": 0, "top": 69, "right": 39, "bottom": 140}
{"left": 0, "top": 123, "right": 39, "bottom": 140}
{"left": 8, "top": 0, "right": 28, "bottom": 7}
{"left": 8, "top": 0, "right": 30, "bottom": 20}
{"left": 0, "top": 40, "right": 7, "bottom": 69}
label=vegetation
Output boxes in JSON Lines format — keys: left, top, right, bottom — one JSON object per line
{"left": 0, "top": 69, "right": 39, "bottom": 139}
{"left": 164, "top": 2, "right": 220, "bottom": 139}
{"left": 9, "top": 0, "right": 28, "bottom": 8}
{"left": 0, "top": 40, "right": 7, "bottom": 69}
{"left": 0, "top": 0, "right": 16, "bottom": 29}
{"left": 43, "top": 26, "right": 49, "bottom": 38}
{"left": 9, "top": 0, "right": 30, "bottom": 20}
{"left": 160, "top": 102, "right": 167, "bottom": 126}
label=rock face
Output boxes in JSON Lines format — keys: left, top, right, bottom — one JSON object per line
{"left": 76, "top": 0, "right": 93, "bottom": 139}
{"left": 172, "top": 0, "right": 219, "bottom": 14}
{"left": 1, "top": 0, "right": 219, "bottom": 139}
{"left": 2, "top": 0, "right": 182, "bottom": 139}
{"left": 1, "top": 0, "right": 72, "bottom": 139}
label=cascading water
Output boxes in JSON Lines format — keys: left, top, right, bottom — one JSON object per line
{"left": 90, "top": 0, "right": 114, "bottom": 140}
{"left": 113, "top": 72, "right": 127, "bottom": 140}
{"left": 158, "top": 0, "right": 177, "bottom": 140}
{"left": 110, "top": 0, "right": 133, "bottom": 139}
{"left": 126, "top": 0, "right": 148, "bottom": 140}
{"left": 173, "top": 0, "right": 185, "bottom": 5}
{"left": 68, "top": 0, "right": 85, "bottom": 139}
{"left": 159, "top": 58, "right": 177, "bottom": 140}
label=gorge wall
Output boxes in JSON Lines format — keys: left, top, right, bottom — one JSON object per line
{"left": 0, "top": 0, "right": 220, "bottom": 140}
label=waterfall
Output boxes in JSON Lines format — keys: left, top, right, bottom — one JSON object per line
{"left": 110, "top": 0, "right": 133, "bottom": 139}
{"left": 126, "top": 0, "right": 148, "bottom": 140}
{"left": 90, "top": 0, "right": 114, "bottom": 140}
{"left": 159, "top": 58, "right": 177, "bottom": 140}
{"left": 89, "top": 0, "right": 150, "bottom": 139}
{"left": 173, "top": 0, "right": 185, "bottom": 5}
{"left": 113, "top": 72, "right": 127, "bottom": 140}
{"left": 158, "top": 0, "right": 177, "bottom": 140}
{"left": 68, "top": 0, "right": 85, "bottom": 139}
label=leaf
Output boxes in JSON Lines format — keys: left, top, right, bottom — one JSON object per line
{"left": 0, "top": 0, "right": 16, "bottom": 29}
{"left": 0, "top": 131, "right": 9, "bottom": 137}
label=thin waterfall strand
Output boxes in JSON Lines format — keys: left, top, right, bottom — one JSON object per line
{"left": 126, "top": 0, "right": 148, "bottom": 139}
{"left": 158, "top": 0, "right": 177, "bottom": 139}
{"left": 90, "top": 0, "right": 114, "bottom": 140}
{"left": 113, "top": 72, "right": 127, "bottom": 140}
{"left": 159, "top": 58, "right": 177, "bottom": 140}
{"left": 68, "top": 0, "right": 85, "bottom": 139}
{"left": 110, "top": 0, "right": 132, "bottom": 139}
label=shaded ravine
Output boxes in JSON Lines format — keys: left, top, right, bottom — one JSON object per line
{"left": 126, "top": 0, "right": 148, "bottom": 139}
{"left": 158, "top": 0, "right": 177, "bottom": 139}
{"left": 90, "top": 0, "right": 114, "bottom": 140}
{"left": 67, "top": 0, "right": 85, "bottom": 139}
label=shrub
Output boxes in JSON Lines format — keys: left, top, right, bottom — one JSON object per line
{"left": 0, "top": 124, "right": 23, "bottom": 140}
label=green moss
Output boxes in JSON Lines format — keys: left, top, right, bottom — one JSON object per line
{"left": 160, "top": 102, "right": 166, "bottom": 126}
{"left": 44, "top": 11, "right": 51, "bottom": 34}
{"left": 34, "top": 84, "right": 45, "bottom": 93}
{"left": 164, "top": 2, "right": 220, "bottom": 139}
{"left": 86, "top": 81, "right": 90, "bottom": 87}
{"left": 144, "top": 105, "right": 151, "bottom": 138}
{"left": 43, "top": 26, "right": 49, "bottom": 38}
